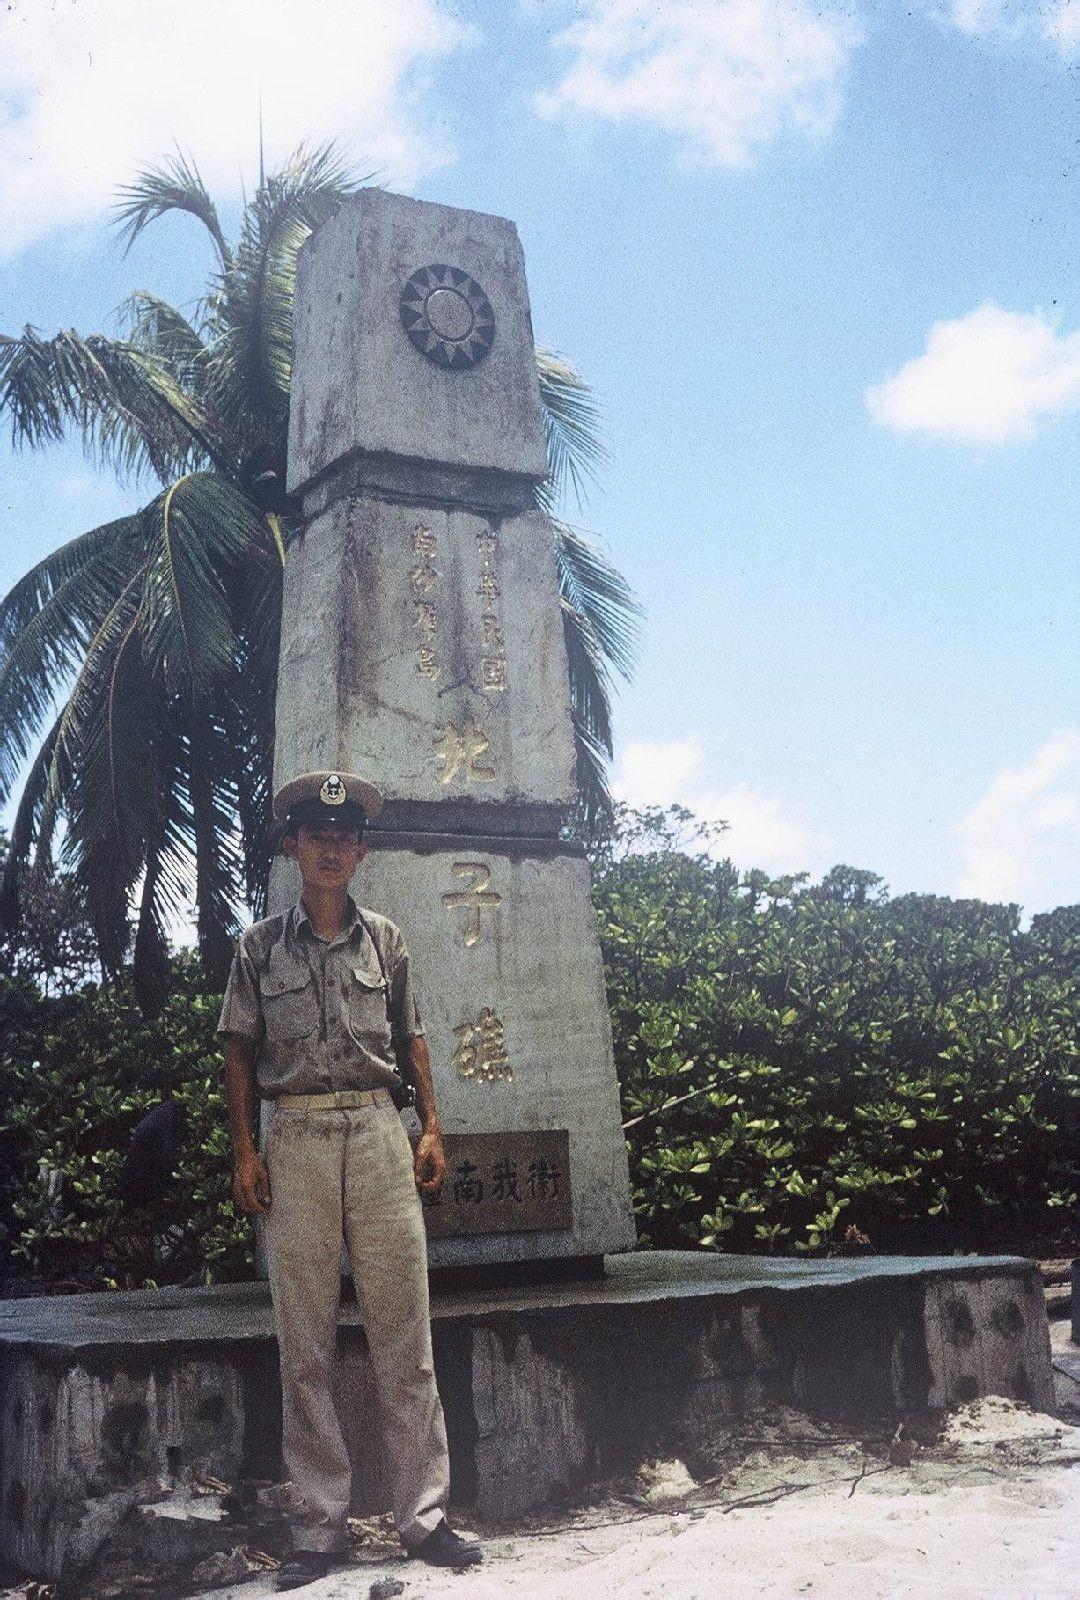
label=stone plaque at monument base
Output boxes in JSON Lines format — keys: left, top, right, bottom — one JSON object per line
{"left": 270, "top": 185, "right": 636, "bottom": 1270}
{"left": 419, "top": 1131, "right": 572, "bottom": 1239}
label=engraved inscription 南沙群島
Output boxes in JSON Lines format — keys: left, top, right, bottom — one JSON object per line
{"left": 409, "top": 523, "right": 440, "bottom": 682}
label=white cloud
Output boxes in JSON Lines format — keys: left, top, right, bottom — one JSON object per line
{"left": 0, "top": 0, "right": 471, "bottom": 258}
{"left": 955, "top": 730, "right": 1080, "bottom": 912}
{"left": 535, "top": 0, "right": 863, "bottom": 167}
{"left": 613, "top": 735, "right": 833, "bottom": 875}
{"left": 924, "top": 1, "right": 1080, "bottom": 54}
{"left": 866, "top": 304, "right": 1080, "bottom": 444}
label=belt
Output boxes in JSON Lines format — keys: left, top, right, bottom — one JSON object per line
{"left": 274, "top": 1088, "right": 393, "bottom": 1110}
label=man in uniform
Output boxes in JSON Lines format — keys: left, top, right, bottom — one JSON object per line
{"left": 218, "top": 770, "right": 482, "bottom": 1588}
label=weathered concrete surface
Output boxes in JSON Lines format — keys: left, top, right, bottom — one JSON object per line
{"left": 287, "top": 189, "right": 548, "bottom": 491}
{"left": 0, "top": 1349, "right": 244, "bottom": 1579}
{"left": 0, "top": 1253, "right": 1055, "bottom": 1577}
{"left": 274, "top": 189, "right": 633, "bottom": 1275}
{"left": 268, "top": 843, "right": 636, "bottom": 1268}
{"left": 272, "top": 498, "right": 576, "bottom": 810}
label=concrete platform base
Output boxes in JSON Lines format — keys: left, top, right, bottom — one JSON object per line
{"left": 0, "top": 1251, "right": 1055, "bottom": 1580}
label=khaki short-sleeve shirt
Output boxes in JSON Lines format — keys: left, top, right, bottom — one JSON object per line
{"left": 217, "top": 898, "right": 425, "bottom": 1098}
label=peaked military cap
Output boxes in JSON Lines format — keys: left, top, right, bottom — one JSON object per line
{"left": 273, "top": 770, "right": 384, "bottom": 828}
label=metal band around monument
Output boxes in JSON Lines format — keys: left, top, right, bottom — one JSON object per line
{"left": 399, "top": 264, "right": 496, "bottom": 370}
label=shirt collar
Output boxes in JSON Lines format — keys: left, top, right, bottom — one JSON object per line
{"left": 291, "top": 894, "right": 364, "bottom": 945}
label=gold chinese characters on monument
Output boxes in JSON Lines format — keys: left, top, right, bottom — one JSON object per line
{"left": 409, "top": 523, "right": 440, "bottom": 682}
{"left": 441, "top": 861, "right": 500, "bottom": 947}
{"left": 402, "top": 520, "right": 508, "bottom": 706}
{"left": 453, "top": 1007, "right": 511, "bottom": 1082}
{"left": 432, "top": 717, "right": 496, "bottom": 785}
{"left": 475, "top": 530, "right": 507, "bottom": 693}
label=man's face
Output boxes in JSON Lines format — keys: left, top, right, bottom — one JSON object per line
{"left": 284, "top": 821, "right": 367, "bottom": 890}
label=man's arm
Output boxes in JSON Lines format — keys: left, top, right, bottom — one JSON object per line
{"left": 405, "top": 1033, "right": 446, "bottom": 1194}
{"left": 223, "top": 1033, "right": 271, "bottom": 1216}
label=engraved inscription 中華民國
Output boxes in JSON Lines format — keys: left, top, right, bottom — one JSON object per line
{"left": 475, "top": 528, "right": 507, "bottom": 694}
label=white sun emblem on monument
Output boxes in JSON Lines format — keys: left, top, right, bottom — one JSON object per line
{"left": 399, "top": 265, "right": 496, "bottom": 371}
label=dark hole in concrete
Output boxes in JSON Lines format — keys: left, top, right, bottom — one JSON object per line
{"left": 954, "top": 1374, "right": 979, "bottom": 1402}
{"left": 198, "top": 1393, "right": 227, "bottom": 1429}
{"left": 945, "top": 1297, "right": 976, "bottom": 1345}
{"left": 993, "top": 1300, "right": 1026, "bottom": 1340}
{"left": 167, "top": 1445, "right": 182, "bottom": 1475}
{"left": 101, "top": 1399, "right": 149, "bottom": 1459}
{"left": 39, "top": 1400, "right": 53, "bottom": 1435}
{"left": 1012, "top": 1364, "right": 1032, "bottom": 1402}
{"left": 7, "top": 1478, "right": 25, "bottom": 1530}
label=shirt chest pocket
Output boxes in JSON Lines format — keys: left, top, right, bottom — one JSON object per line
{"left": 259, "top": 964, "right": 318, "bottom": 1042}
{"left": 346, "top": 964, "right": 391, "bottom": 1047}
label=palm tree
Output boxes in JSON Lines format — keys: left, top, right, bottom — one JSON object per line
{"left": 0, "top": 146, "right": 640, "bottom": 1009}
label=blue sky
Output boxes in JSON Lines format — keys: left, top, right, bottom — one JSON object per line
{"left": 1, "top": 0, "right": 1077, "bottom": 918}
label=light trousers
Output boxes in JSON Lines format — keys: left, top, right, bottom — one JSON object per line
{"left": 263, "top": 1091, "right": 450, "bottom": 1552}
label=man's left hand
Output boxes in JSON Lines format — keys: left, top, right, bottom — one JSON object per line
{"left": 414, "top": 1130, "right": 446, "bottom": 1193}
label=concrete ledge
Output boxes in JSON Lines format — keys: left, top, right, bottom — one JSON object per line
{"left": 0, "top": 1251, "right": 1054, "bottom": 1579}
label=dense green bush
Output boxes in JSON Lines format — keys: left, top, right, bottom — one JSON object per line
{"left": 591, "top": 807, "right": 1079, "bottom": 1257}
{"left": 0, "top": 962, "right": 251, "bottom": 1290}
{"left": 1, "top": 807, "right": 1076, "bottom": 1290}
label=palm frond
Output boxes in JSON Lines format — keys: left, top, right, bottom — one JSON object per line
{"left": 535, "top": 347, "right": 609, "bottom": 515}
{"left": 113, "top": 151, "right": 231, "bottom": 267}
{"left": 206, "top": 143, "right": 367, "bottom": 462}
{"left": 0, "top": 508, "right": 140, "bottom": 650}
{"left": 561, "top": 594, "right": 613, "bottom": 756}
{"left": 0, "top": 711, "right": 63, "bottom": 934}
{"left": 556, "top": 523, "right": 642, "bottom": 826}
{"left": 0, "top": 327, "right": 224, "bottom": 479}
{"left": 225, "top": 517, "right": 284, "bottom": 913}
{"left": 555, "top": 520, "right": 641, "bottom": 683}
{"left": 36, "top": 567, "right": 147, "bottom": 872}
{"left": 189, "top": 715, "right": 243, "bottom": 985}
{"left": 119, "top": 292, "right": 211, "bottom": 395}
{"left": 62, "top": 611, "right": 181, "bottom": 980}
{"left": 138, "top": 474, "right": 266, "bottom": 701}
{"left": 567, "top": 701, "right": 615, "bottom": 834}
{"left": 0, "top": 520, "right": 145, "bottom": 802}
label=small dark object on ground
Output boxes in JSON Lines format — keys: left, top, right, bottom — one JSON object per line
{"left": 407, "top": 1520, "right": 482, "bottom": 1568}
{"left": 370, "top": 1580, "right": 406, "bottom": 1599}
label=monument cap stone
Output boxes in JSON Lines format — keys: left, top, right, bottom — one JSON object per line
{"left": 287, "top": 189, "right": 549, "bottom": 493}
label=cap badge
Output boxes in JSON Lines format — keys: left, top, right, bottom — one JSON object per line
{"left": 320, "top": 773, "right": 347, "bottom": 806}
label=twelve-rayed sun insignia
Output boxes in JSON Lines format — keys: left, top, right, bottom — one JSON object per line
{"left": 399, "top": 265, "right": 496, "bottom": 371}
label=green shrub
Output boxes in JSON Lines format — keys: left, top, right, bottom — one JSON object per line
{"left": 591, "top": 807, "right": 1079, "bottom": 1257}
{"left": 1, "top": 807, "right": 1077, "bottom": 1290}
{"left": 0, "top": 962, "right": 251, "bottom": 1290}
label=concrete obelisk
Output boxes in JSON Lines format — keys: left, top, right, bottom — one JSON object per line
{"left": 272, "top": 189, "right": 635, "bottom": 1269}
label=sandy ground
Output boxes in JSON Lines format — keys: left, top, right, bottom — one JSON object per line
{"left": 5, "top": 1322, "right": 1078, "bottom": 1600}
{"left": 183, "top": 1320, "right": 1080, "bottom": 1600}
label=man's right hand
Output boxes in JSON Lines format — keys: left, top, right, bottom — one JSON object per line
{"left": 233, "top": 1152, "right": 272, "bottom": 1216}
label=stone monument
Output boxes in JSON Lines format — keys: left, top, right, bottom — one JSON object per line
{"left": 270, "top": 188, "right": 636, "bottom": 1270}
